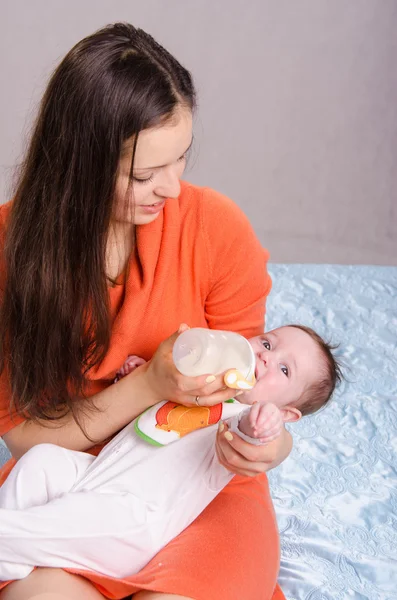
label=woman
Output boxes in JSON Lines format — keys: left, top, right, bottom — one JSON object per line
{"left": 0, "top": 23, "right": 288, "bottom": 600}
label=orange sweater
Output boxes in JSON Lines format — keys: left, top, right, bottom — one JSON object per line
{"left": 0, "top": 182, "right": 285, "bottom": 600}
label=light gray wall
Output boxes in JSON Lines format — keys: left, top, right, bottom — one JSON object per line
{"left": 1, "top": 0, "right": 396, "bottom": 264}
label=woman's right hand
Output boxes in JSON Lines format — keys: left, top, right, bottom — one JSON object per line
{"left": 142, "top": 324, "right": 237, "bottom": 407}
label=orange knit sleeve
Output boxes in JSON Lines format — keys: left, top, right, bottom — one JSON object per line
{"left": 0, "top": 202, "right": 25, "bottom": 437}
{"left": 200, "top": 188, "right": 272, "bottom": 338}
{"left": 0, "top": 371, "right": 24, "bottom": 437}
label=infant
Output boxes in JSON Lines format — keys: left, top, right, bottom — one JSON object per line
{"left": 0, "top": 324, "right": 341, "bottom": 581}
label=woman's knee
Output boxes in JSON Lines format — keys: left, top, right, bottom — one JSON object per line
{"left": 0, "top": 568, "right": 106, "bottom": 600}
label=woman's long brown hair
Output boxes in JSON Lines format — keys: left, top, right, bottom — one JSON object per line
{"left": 0, "top": 23, "right": 195, "bottom": 423}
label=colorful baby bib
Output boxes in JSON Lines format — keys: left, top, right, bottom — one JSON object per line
{"left": 134, "top": 399, "right": 245, "bottom": 446}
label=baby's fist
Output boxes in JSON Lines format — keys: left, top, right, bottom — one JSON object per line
{"left": 239, "top": 402, "right": 284, "bottom": 443}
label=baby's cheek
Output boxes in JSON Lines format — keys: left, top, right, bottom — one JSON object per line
{"left": 242, "top": 382, "right": 270, "bottom": 405}
{"left": 252, "top": 376, "right": 285, "bottom": 404}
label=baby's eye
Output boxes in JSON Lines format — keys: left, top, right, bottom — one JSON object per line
{"left": 280, "top": 365, "right": 289, "bottom": 377}
{"left": 261, "top": 339, "right": 271, "bottom": 350}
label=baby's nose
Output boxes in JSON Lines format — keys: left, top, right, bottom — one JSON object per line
{"left": 259, "top": 350, "right": 268, "bottom": 364}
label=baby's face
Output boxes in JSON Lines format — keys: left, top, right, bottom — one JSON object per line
{"left": 240, "top": 326, "right": 322, "bottom": 408}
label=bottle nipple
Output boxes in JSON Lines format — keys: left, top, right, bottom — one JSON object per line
{"left": 224, "top": 369, "right": 256, "bottom": 390}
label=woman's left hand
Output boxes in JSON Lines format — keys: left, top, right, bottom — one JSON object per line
{"left": 215, "top": 421, "right": 288, "bottom": 477}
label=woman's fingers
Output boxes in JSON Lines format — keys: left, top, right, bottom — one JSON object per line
{"left": 175, "top": 371, "right": 238, "bottom": 405}
{"left": 215, "top": 423, "right": 270, "bottom": 475}
{"left": 150, "top": 325, "right": 245, "bottom": 405}
{"left": 221, "top": 422, "right": 271, "bottom": 463}
{"left": 215, "top": 434, "right": 258, "bottom": 477}
{"left": 180, "top": 389, "right": 236, "bottom": 407}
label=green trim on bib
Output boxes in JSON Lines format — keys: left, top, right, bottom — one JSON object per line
{"left": 134, "top": 412, "right": 164, "bottom": 447}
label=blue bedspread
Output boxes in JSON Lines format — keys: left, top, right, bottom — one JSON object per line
{"left": 1, "top": 265, "right": 396, "bottom": 598}
{"left": 267, "top": 265, "right": 397, "bottom": 600}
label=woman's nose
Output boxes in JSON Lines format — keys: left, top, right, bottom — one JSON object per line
{"left": 154, "top": 166, "right": 181, "bottom": 199}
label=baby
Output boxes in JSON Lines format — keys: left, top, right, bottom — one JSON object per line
{"left": 0, "top": 324, "right": 341, "bottom": 581}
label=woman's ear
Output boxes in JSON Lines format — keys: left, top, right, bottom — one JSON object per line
{"left": 280, "top": 406, "right": 302, "bottom": 423}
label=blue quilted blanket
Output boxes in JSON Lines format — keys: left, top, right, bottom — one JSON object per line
{"left": 267, "top": 265, "right": 397, "bottom": 600}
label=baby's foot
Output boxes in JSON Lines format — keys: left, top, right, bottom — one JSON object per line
{"left": 115, "top": 355, "right": 147, "bottom": 382}
{"left": 238, "top": 402, "right": 283, "bottom": 443}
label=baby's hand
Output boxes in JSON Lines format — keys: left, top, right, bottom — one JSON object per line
{"left": 238, "top": 402, "right": 284, "bottom": 443}
{"left": 115, "top": 355, "right": 147, "bottom": 382}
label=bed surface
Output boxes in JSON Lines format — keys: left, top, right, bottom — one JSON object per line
{"left": 267, "top": 265, "right": 397, "bottom": 600}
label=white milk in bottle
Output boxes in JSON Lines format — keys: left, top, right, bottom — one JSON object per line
{"left": 172, "top": 328, "right": 256, "bottom": 387}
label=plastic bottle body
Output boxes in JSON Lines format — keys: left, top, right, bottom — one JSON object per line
{"left": 172, "top": 328, "right": 255, "bottom": 381}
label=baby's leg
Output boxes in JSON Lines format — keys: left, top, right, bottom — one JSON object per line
{"left": 0, "top": 427, "right": 232, "bottom": 581}
{"left": 0, "top": 489, "right": 171, "bottom": 580}
{"left": 0, "top": 444, "right": 94, "bottom": 510}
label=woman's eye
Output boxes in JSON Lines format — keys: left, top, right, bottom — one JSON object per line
{"left": 133, "top": 174, "right": 154, "bottom": 185}
{"left": 261, "top": 339, "right": 271, "bottom": 350}
{"left": 280, "top": 365, "right": 289, "bottom": 377}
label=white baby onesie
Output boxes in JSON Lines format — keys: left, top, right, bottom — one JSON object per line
{"left": 0, "top": 403, "right": 256, "bottom": 581}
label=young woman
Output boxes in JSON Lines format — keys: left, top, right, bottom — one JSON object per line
{"left": 0, "top": 23, "right": 287, "bottom": 600}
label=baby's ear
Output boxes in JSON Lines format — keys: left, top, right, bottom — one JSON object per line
{"left": 281, "top": 406, "right": 302, "bottom": 423}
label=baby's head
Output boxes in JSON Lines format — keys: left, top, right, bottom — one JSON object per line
{"left": 241, "top": 325, "right": 342, "bottom": 422}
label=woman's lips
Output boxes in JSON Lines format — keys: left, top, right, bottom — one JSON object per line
{"left": 138, "top": 200, "right": 166, "bottom": 214}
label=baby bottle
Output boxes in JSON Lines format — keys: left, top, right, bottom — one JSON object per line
{"left": 172, "top": 328, "right": 256, "bottom": 390}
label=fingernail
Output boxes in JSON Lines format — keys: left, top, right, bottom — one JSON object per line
{"left": 218, "top": 421, "right": 224, "bottom": 433}
{"left": 235, "top": 391, "right": 243, "bottom": 396}
{"left": 205, "top": 375, "right": 216, "bottom": 384}
{"left": 224, "top": 431, "right": 233, "bottom": 441}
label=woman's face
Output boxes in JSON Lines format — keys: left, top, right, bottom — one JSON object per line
{"left": 113, "top": 106, "right": 193, "bottom": 226}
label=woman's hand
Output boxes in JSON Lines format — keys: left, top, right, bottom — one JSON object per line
{"left": 143, "top": 324, "right": 236, "bottom": 407}
{"left": 215, "top": 420, "right": 293, "bottom": 477}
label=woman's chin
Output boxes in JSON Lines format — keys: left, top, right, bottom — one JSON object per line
{"left": 134, "top": 210, "right": 163, "bottom": 226}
